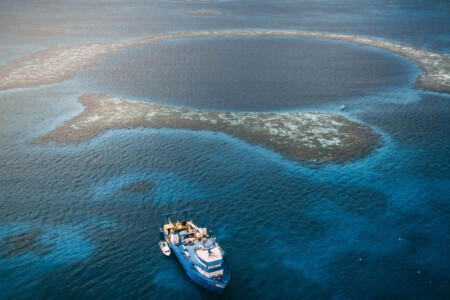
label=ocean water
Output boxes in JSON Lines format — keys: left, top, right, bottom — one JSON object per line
{"left": 76, "top": 37, "right": 414, "bottom": 111}
{"left": 0, "top": 0, "right": 449, "bottom": 299}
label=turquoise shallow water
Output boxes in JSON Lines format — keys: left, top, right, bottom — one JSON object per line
{"left": 0, "top": 0, "right": 449, "bottom": 299}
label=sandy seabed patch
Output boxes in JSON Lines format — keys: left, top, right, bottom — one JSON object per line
{"left": 182, "top": 10, "right": 224, "bottom": 16}
{"left": 21, "top": 27, "right": 68, "bottom": 36}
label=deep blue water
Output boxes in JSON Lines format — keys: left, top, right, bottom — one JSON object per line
{"left": 0, "top": 0, "right": 449, "bottom": 299}
{"left": 77, "top": 37, "right": 414, "bottom": 111}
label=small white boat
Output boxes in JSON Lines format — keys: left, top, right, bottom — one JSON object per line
{"left": 340, "top": 105, "right": 346, "bottom": 110}
{"left": 159, "top": 240, "right": 171, "bottom": 256}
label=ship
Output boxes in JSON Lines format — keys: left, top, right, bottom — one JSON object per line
{"left": 159, "top": 209, "right": 231, "bottom": 294}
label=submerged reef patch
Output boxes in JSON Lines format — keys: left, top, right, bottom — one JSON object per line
{"left": 0, "top": 29, "right": 448, "bottom": 93}
{"left": 38, "top": 94, "right": 381, "bottom": 165}
{"left": 0, "top": 222, "right": 96, "bottom": 299}
{"left": 121, "top": 181, "right": 155, "bottom": 194}
{"left": 0, "top": 228, "right": 51, "bottom": 257}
